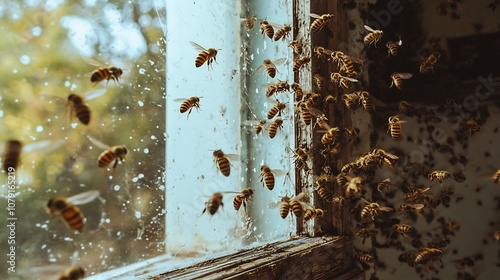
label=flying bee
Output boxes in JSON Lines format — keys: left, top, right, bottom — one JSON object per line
{"left": 174, "top": 96, "right": 202, "bottom": 118}
{"left": 360, "top": 200, "right": 393, "bottom": 221}
{"left": 414, "top": 248, "right": 443, "bottom": 265}
{"left": 313, "top": 74, "right": 325, "bottom": 91}
{"left": 330, "top": 72, "right": 358, "bottom": 88}
{"left": 310, "top": 13, "right": 334, "bottom": 33}
{"left": 293, "top": 55, "right": 310, "bottom": 72}
{"left": 267, "top": 101, "right": 286, "bottom": 119}
{"left": 356, "top": 228, "right": 378, "bottom": 244}
{"left": 357, "top": 252, "right": 374, "bottom": 270}
{"left": 377, "top": 178, "right": 392, "bottom": 194}
{"left": 274, "top": 24, "right": 292, "bottom": 41}
{"left": 258, "top": 58, "right": 286, "bottom": 78}
{"left": 390, "top": 72, "right": 413, "bottom": 90}
{"left": 278, "top": 196, "right": 291, "bottom": 219}
{"left": 2, "top": 140, "right": 23, "bottom": 174}
{"left": 232, "top": 187, "right": 254, "bottom": 212}
{"left": 58, "top": 266, "right": 85, "bottom": 280}
{"left": 268, "top": 118, "right": 284, "bottom": 139}
{"left": 297, "top": 102, "right": 313, "bottom": 125}
{"left": 386, "top": 39, "right": 402, "bottom": 56}
{"left": 46, "top": 190, "right": 101, "bottom": 232}
{"left": 404, "top": 187, "right": 432, "bottom": 205}
{"left": 67, "top": 94, "right": 91, "bottom": 125}
{"left": 363, "top": 25, "right": 383, "bottom": 47}
{"left": 337, "top": 53, "right": 363, "bottom": 76}
{"left": 190, "top": 41, "right": 219, "bottom": 69}
{"left": 259, "top": 165, "right": 284, "bottom": 190}
{"left": 87, "top": 136, "right": 127, "bottom": 175}
{"left": 387, "top": 115, "right": 406, "bottom": 140}
{"left": 345, "top": 176, "right": 363, "bottom": 198}
{"left": 428, "top": 170, "right": 451, "bottom": 183}
{"left": 491, "top": 170, "right": 500, "bottom": 184}
{"left": 313, "top": 46, "right": 333, "bottom": 60}
{"left": 399, "top": 203, "right": 424, "bottom": 221}
{"left": 420, "top": 52, "right": 441, "bottom": 74}
{"left": 304, "top": 207, "right": 325, "bottom": 221}
{"left": 359, "top": 91, "right": 374, "bottom": 111}
{"left": 314, "top": 175, "right": 334, "bottom": 201}
{"left": 392, "top": 223, "right": 417, "bottom": 238}
{"left": 321, "top": 127, "right": 341, "bottom": 146}
{"left": 398, "top": 100, "right": 416, "bottom": 117}
{"left": 202, "top": 192, "right": 224, "bottom": 215}
{"left": 212, "top": 149, "right": 239, "bottom": 177}
{"left": 260, "top": 20, "right": 275, "bottom": 39}
{"left": 82, "top": 57, "right": 124, "bottom": 86}
{"left": 289, "top": 40, "right": 303, "bottom": 55}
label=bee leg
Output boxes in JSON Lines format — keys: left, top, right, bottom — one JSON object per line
{"left": 186, "top": 108, "right": 193, "bottom": 119}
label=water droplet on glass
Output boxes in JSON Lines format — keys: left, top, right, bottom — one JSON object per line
{"left": 139, "top": 68, "right": 146, "bottom": 74}
{"left": 138, "top": 101, "right": 144, "bottom": 107}
{"left": 114, "top": 185, "right": 121, "bottom": 191}
{"left": 144, "top": 148, "right": 149, "bottom": 154}
{"left": 20, "top": 55, "right": 30, "bottom": 65}
{"left": 36, "top": 125, "right": 43, "bottom": 132}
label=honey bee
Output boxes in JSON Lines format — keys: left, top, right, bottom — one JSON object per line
{"left": 46, "top": 190, "right": 101, "bottom": 232}
{"left": 342, "top": 93, "right": 360, "bottom": 110}
{"left": 268, "top": 118, "right": 284, "bottom": 139}
{"left": 428, "top": 170, "right": 451, "bottom": 183}
{"left": 390, "top": 72, "right": 413, "bottom": 90}
{"left": 212, "top": 149, "right": 238, "bottom": 177}
{"left": 419, "top": 52, "right": 441, "bottom": 74}
{"left": 461, "top": 118, "right": 481, "bottom": 134}
{"left": 243, "top": 16, "right": 257, "bottom": 30}
{"left": 414, "top": 248, "right": 443, "bottom": 265}
{"left": 289, "top": 40, "right": 303, "bottom": 55}
{"left": 279, "top": 196, "right": 291, "bottom": 219}
{"left": 232, "top": 187, "right": 254, "bottom": 211}
{"left": 67, "top": 94, "right": 91, "bottom": 125}
{"left": 267, "top": 101, "right": 286, "bottom": 119}
{"left": 398, "top": 100, "right": 416, "bottom": 117}
{"left": 330, "top": 72, "right": 358, "bottom": 88}
{"left": 345, "top": 176, "right": 363, "bottom": 198}
{"left": 58, "top": 266, "right": 85, "bottom": 280}
{"left": 392, "top": 223, "right": 417, "bottom": 238}
{"left": 82, "top": 57, "right": 123, "bottom": 86}
{"left": 202, "top": 192, "right": 224, "bottom": 215}
{"left": 360, "top": 200, "right": 393, "bottom": 221}
{"left": 359, "top": 91, "right": 374, "bottom": 111}
{"left": 290, "top": 200, "right": 305, "bottom": 218}
{"left": 335, "top": 52, "right": 363, "bottom": 76}
{"left": 357, "top": 252, "right": 374, "bottom": 270}
{"left": 2, "top": 140, "right": 22, "bottom": 174}
{"left": 298, "top": 102, "right": 313, "bottom": 125}
{"left": 313, "top": 74, "right": 325, "bottom": 91}
{"left": 321, "top": 127, "right": 341, "bottom": 146}
{"left": 313, "top": 46, "right": 333, "bottom": 60}
{"left": 274, "top": 24, "right": 292, "bottom": 41}
{"left": 289, "top": 146, "right": 309, "bottom": 169}
{"left": 387, "top": 115, "right": 406, "bottom": 140}
{"left": 356, "top": 228, "right": 378, "bottom": 244}
{"left": 491, "top": 169, "right": 500, "bottom": 184}
{"left": 399, "top": 203, "right": 424, "bottom": 221}
{"left": 404, "top": 187, "right": 432, "bottom": 205}
{"left": 190, "top": 41, "right": 219, "bottom": 69}
{"left": 386, "top": 39, "right": 402, "bottom": 56}
{"left": 363, "top": 25, "right": 383, "bottom": 47}
{"left": 253, "top": 119, "right": 268, "bottom": 135}
{"left": 291, "top": 82, "right": 304, "bottom": 101}
{"left": 310, "top": 13, "right": 334, "bottom": 33}
{"left": 87, "top": 136, "right": 127, "bottom": 174}
{"left": 304, "top": 207, "right": 325, "bottom": 221}
{"left": 175, "top": 96, "right": 202, "bottom": 118}
{"left": 377, "top": 178, "right": 392, "bottom": 193}
{"left": 260, "top": 20, "right": 275, "bottom": 39}
{"left": 293, "top": 55, "right": 310, "bottom": 72}
{"left": 260, "top": 165, "right": 284, "bottom": 190}
{"left": 258, "top": 58, "right": 285, "bottom": 78}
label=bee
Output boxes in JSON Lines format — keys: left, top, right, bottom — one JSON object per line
{"left": 419, "top": 52, "right": 441, "bottom": 74}
{"left": 291, "top": 82, "right": 304, "bottom": 101}
{"left": 212, "top": 149, "right": 237, "bottom": 177}
{"left": 202, "top": 192, "right": 224, "bottom": 215}
{"left": 260, "top": 165, "right": 284, "bottom": 190}
{"left": 358, "top": 253, "right": 374, "bottom": 270}
{"left": 321, "top": 127, "right": 341, "bottom": 146}
{"left": 377, "top": 178, "right": 392, "bottom": 194}
{"left": 313, "top": 74, "right": 325, "bottom": 91}
{"left": 268, "top": 118, "right": 284, "bottom": 139}
{"left": 46, "top": 190, "right": 101, "bottom": 232}
{"left": 404, "top": 187, "right": 432, "bottom": 205}
{"left": 324, "top": 95, "right": 337, "bottom": 104}
{"left": 254, "top": 119, "right": 268, "bottom": 135}
{"left": 414, "top": 248, "right": 443, "bottom": 265}
{"left": 337, "top": 53, "right": 363, "bottom": 76}
{"left": 399, "top": 203, "right": 424, "bottom": 221}
{"left": 87, "top": 136, "right": 127, "bottom": 174}
{"left": 293, "top": 55, "right": 310, "bottom": 72}
{"left": 290, "top": 147, "right": 309, "bottom": 169}
{"left": 330, "top": 72, "right": 358, "bottom": 88}
{"left": 82, "top": 57, "right": 123, "bottom": 86}
{"left": 2, "top": 140, "right": 23, "bottom": 174}
{"left": 491, "top": 169, "right": 500, "bottom": 184}
{"left": 390, "top": 72, "right": 413, "bottom": 90}
{"left": 428, "top": 170, "right": 451, "bottom": 183}
{"left": 461, "top": 118, "right": 481, "bottom": 134}
{"left": 233, "top": 187, "right": 254, "bottom": 211}
{"left": 304, "top": 207, "right": 325, "bottom": 221}
{"left": 345, "top": 176, "right": 363, "bottom": 198}
{"left": 356, "top": 228, "right": 378, "bottom": 244}
{"left": 359, "top": 91, "right": 373, "bottom": 111}
{"left": 267, "top": 101, "right": 286, "bottom": 119}
{"left": 58, "top": 266, "right": 85, "bottom": 280}
{"left": 67, "top": 94, "right": 91, "bottom": 125}
{"left": 342, "top": 93, "right": 361, "bottom": 110}
{"left": 310, "top": 13, "right": 334, "bottom": 33}
{"left": 360, "top": 200, "right": 393, "bottom": 221}
{"left": 387, "top": 115, "right": 406, "bottom": 140}
{"left": 314, "top": 173, "right": 335, "bottom": 201}
{"left": 298, "top": 102, "right": 313, "bottom": 125}
{"left": 274, "top": 24, "right": 292, "bottom": 41}
{"left": 313, "top": 46, "right": 333, "bottom": 60}
{"left": 289, "top": 40, "right": 303, "bottom": 55}
{"left": 243, "top": 16, "right": 257, "bottom": 30}
{"left": 258, "top": 58, "right": 285, "bottom": 78}
{"left": 190, "top": 41, "right": 219, "bottom": 69}
{"left": 493, "top": 229, "right": 500, "bottom": 241}
{"left": 175, "top": 96, "right": 202, "bottom": 118}
{"left": 314, "top": 113, "right": 331, "bottom": 130}
{"left": 392, "top": 223, "right": 417, "bottom": 238}
{"left": 386, "top": 39, "right": 402, "bottom": 56}
{"left": 363, "top": 25, "right": 383, "bottom": 47}
{"left": 398, "top": 100, "right": 416, "bottom": 117}
{"left": 279, "top": 196, "right": 291, "bottom": 219}
{"left": 260, "top": 20, "right": 275, "bottom": 39}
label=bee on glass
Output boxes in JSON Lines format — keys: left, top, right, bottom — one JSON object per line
{"left": 82, "top": 57, "right": 123, "bottom": 86}
{"left": 267, "top": 100, "right": 286, "bottom": 119}
{"left": 232, "top": 187, "right": 254, "bottom": 212}
{"left": 260, "top": 20, "right": 275, "bottom": 39}
{"left": 260, "top": 165, "right": 284, "bottom": 190}
{"left": 88, "top": 136, "right": 127, "bottom": 175}
{"left": 190, "top": 41, "right": 219, "bottom": 69}
{"left": 428, "top": 170, "right": 451, "bottom": 184}
{"left": 268, "top": 118, "right": 284, "bottom": 139}
{"left": 66, "top": 89, "right": 107, "bottom": 125}
{"left": 202, "top": 192, "right": 224, "bottom": 215}
{"left": 212, "top": 149, "right": 239, "bottom": 177}
{"left": 491, "top": 169, "right": 500, "bottom": 184}
{"left": 363, "top": 25, "right": 383, "bottom": 47}
{"left": 2, "top": 140, "right": 23, "bottom": 174}
{"left": 175, "top": 96, "right": 202, "bottom": 118}
{"left": 46, "top": 190, "right": 101, "bottom": 232}
{"left": 258, "top": 58, "right": 286, "bottom": 78}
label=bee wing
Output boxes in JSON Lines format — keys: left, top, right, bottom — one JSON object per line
{"left": 67, "top": 190, "right": 101, "bottom": 205}
{"left": 190, "top": 41, "right": 207, "bottom": 52}
{"left": 397, "top": 39, "right": 402, "bottom": 46}
{"left": 410, "top": 204, "right": 425, "bottom": 210}
{"left": 397, "top": 73, "right": 413, "bottom": 79}
{"left": 271, "top": 169, "right": 286, "bottom": 177}
{"left": 81, "top": 56, "right": 107, "bottom": 68}
{"left": 273, "top": 57, "right": 287, "bottom": 66}
{"left": 23, "top": 139, "right": 65, "bottom": 154}
{"left": 84, "top": 89, "right": 108, "bottom": 101}
{"left": 173, "top": 98, "right": 189, "bottom": 103}
{"left": 364, "top": 25, "right": 376, "bottom": 32}
{"left": 343, "top": 76, "right": 359, "bottom": 82}
{"left": 379, "top": 206, "right": 394, "bottom": 212}
{"left": 310, "top": 13, "right": 322, "bottom": 19}
{"left": 224, "top": 153, "right": 241, "bottom": 162}
{"left": 87, "top": 135, "right": 111, "bottom": 150}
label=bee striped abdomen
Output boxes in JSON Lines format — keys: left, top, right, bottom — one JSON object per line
{"left": 75, "top": 104, "right": 91, "bottom": 125}
{"left": 233, "top": 196, "right": 243, "bottom": 211}
{"left": 217, "top": 157, "right": 230, "bottom": 176}
{"left": 91, "top": 68, "right": 110, "bottom": 83}
{"left": 62, "top": 206, "right": 84, "bottom": 231}
{"left": 98, "top": 150, "right": 115, "bottom": 168}
{"left": 195, "top": 51, "right": 209, "bottom": 68}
